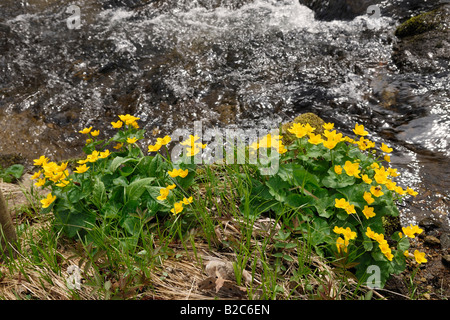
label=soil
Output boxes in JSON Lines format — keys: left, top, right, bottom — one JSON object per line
{"left": 383, "top": 227, "right": 450, "bottom": 300}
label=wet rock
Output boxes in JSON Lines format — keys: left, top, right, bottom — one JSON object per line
{"left": 297, "top": 0, "right": 444, "bottom": 22}
{"left": 297, "top": 0, "right": 375, "bottom": 21}
{"left": 392, "top": 4, "right": 450, "bottom": 73}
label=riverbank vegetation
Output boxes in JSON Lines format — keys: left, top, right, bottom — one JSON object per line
{"left": 0, "top": 114, "right": 427, "bottom": 300}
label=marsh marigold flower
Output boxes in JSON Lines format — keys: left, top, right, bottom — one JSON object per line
{"left": 34, "top": 155, "right": 49, "bottom": 166}
{"left": 370, "top": 185, "right": 384, "bottom": 197}
{"left": 343, "top": 161, "right": 360, "bottom": 178}
{"left": 402, "top": 224, "right": 423, "bottom": 239}
{"left": 111, "top": 120, "right": 123, "bottom": 129}
{"left": 308, "top": 133, "right": 323, "bottom": 145}
{"left": 41, "top": 193, "right": 56, "bottom": 208}
{"left": 91, "top": 130, "right": 100, "bottom": 137}
{"left": 414, "top": 250, "right": 427, "bottom": 264}
{"left": 380, "top": 143, "right": 393, "bottom": 153}
{"left": 353, "top": 123, "right": 368, "bottom": 136}
{"left": 79, "top": 127, "right": 92, "bottom": 134}
{"left": 334, "top": 165, "right": 343, "bottom": 175}
{"left": 323, "top": 122, "right": 334, "bottom": 131}
{"left": 157, "top": 188, "right": 170, "bottom": 201}
{"left": 171, "top": 201, "right": 184, "bottom": 215}
{"left": 74, "top": 164, "right": 89, "bottom": 174}
{"left": 127, "top": 137, "right": 138, "bottom": 144}
{"left": 362, "top": 205, "right": 376, "bottom": 219}
{"left": 363, "top": 191, "right": 375, "bottom": 205}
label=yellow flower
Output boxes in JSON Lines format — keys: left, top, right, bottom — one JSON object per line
{"left": 288, "top": 123, "right": 309, "bottom": 139}
{"left": 56, "top": 180, "right": 70, "bottom": 187}
{"left": 345, "top": 204, "right": 356, "bottom": 215}
{"left": 114, "top": 143, "right": 123, "bottom": 150}
{"left": 363, "top": 191, "right": 375, "bottom": 205}
{"left": 87, "top": 151, "right": 99, "bottom": 163}
{"left": 111, "top": 120, "right": 123, "bottom": 129}
{"left": 414, "top": 250, "right": 427, "bottom": 264}
{"left": 362, "top": 205, "right": 376, "bottom": 219}
{"left": 387, "top": 167, "right": 399, "bottom": 177}
{"left": 361, "top": 174, "right": 372, "bottom": 184}
{"left": 118, "top": 114, "right": 140, "bottom": 126}
{"left": 169, "top": 168, "right": 189, "bottom": 179}
{"left": 86, "top": 138, "right": 93, "bottom": 145}
{"left": 370, "top": 185, "right": 384, "bottom": 197}
{"left": 333, "top": 226, "right": 356, "bottom": 241}
{"left": 385, "top": 179, "right": 397, "bottom": 191}
{"left": 170, "top": 201, "right": 184, "bottom": 215}
{"left": 373, "top": 167, "right": 389, "bottom": 184}
{"left": 334, "top": 165, "right": 343, "bottom": 175}
{"left": 353, "top": 123, "right": 368, "bottom": 136}
{"left": 180, "top": 135, "right": 201, "bottom": 146}
{"left": 402, "top": 224, "right": 423, "bottom": 238}
{"left": 384, "top": 154, "right": 391, "bottom": 163}
{"left": 157, "top": 135, "right": 171, "bottom": 145}
{"left": 41, "top": 193, "right": 56, "bottom": 208}
{"left": 127, "top": 137, "right": 138, "bottom": 144}
{"left": 74, "top": 164, "right": 89, "bottom": 174}
{"left": 91, "top": 130, "right": 100, "bottom": 137}
{"left": 365, "top": 227, "right": 377, "bottom": 240}
{"left": 370, "top": 162, "right": 380, "bottom": 169}
{"left": 395, "top": 186, "right": 406, "bottom": 195}
{"left": 343, "top": 161, "right": 360, "bottom": 178}
{"left": 34, "top": 178, "right": 46, "bottom": 187}
{"left": 157, "top": 188, "right": 170, "bottom": 201}
{"left": 99, "top": 150, "right": 111, "bottom": 159}
{"left": 307, "top": 133, "right": 323, "bottom": 145}
{"left": 406, "top": 187, "right": 418, "bottom": 197}
{"left": 148, "top": 142, "right": 162, "bottom": 152}
{"left": 322, "top": 139, "right": 338, "bottom": 150}
{"left": 33, "top": 155, "right": 49, "bottom": 166}
{"left": 31, "top": 170, "right": 41, "bottom": 180}
{"left": 335, "top": 198, "right": 349, "bottom": 209}
{"left": 404, "top": 250, "right": 409, "bottom": 257}
{"left": 323, "top": 122, "right": 334, "bottom": 130}
{"left": 182, "top": 196, "right": 193, "bottom": 205}
{"left": 167, "top": 184, "right": 176, "bottom": 190}
{"left": 336, "top": 237, "right": 348, "bottom": 253}
{"left": 79, "top": 127, "right": 92, "bottom": 134}
{"left": 380, "top": 143, "right": 393, "bottom": 153}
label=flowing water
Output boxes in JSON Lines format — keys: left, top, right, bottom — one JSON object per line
{"left": 0, "top": 0, "right": 449, "bottom": 229}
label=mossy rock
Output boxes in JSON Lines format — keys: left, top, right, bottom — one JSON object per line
{"left": 0, "top": 154, "right": 28, "bottom": 170}
{"left": 382, "top": 215, "right": 402, "bottom": 237}
{"left": 395, "top": 7, "right": 448, "bottom": 38}
{"left": 281, "top": 113, "right": 325, "bottom": 145}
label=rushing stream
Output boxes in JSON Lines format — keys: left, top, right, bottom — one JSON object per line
{"left": 0, "top": 0, "right": 449, "bottom": 229}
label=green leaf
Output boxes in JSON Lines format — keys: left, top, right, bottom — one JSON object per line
{"left": 92, "top": 178, "right": 106, "bottom": 209}
{"left": 109, "top": 156, "right": 137, "bottom": 172}
{"left": 4, "top": 164, "right": 24, "bottom": 179}
{"left": 126, "top": 177, "right": 155, "bottom": 202}
{"left": 322, "top": 173, "right": 355, "bottom": 189}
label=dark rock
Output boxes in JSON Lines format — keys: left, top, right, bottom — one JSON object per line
{"left": 440, "top": 233, "right": 450, "bottom": 250}
{"left": 442, "top": 255, "right": 450, "bottom": 267}
{"left": 419, "top": 216, "right": 443, "bottom": 232}
{"left": 392, "top": 5, "right": 450, "bottom": 73}
{"left": 297, "top": 0, "right": 444, "bottom": 22}
{"left": 297, "top": 0, "right": 376, "bottom": 21}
